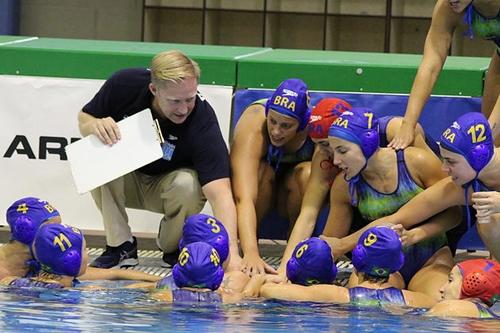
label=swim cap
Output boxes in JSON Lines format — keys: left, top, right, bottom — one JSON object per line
{"left": 458, "top": 259, "right": 500, "bottom": 306}
{"left": 173, "top": 242, "right": 224, "bottom": 291}
{"left": 265, "top": 78, "right": 311, "bottom": 130}
{"left": 328, "top": 107, "right": 380, "bottom": 161}
{"left": 352, "top": 226, "right": 404, "bottom": 278}
{"left": 33, "top": 223, "right": 84, "bottom": 277}
{"left": 179, "top": 214, "right": 229, "bottom": 263}
{"left": 308, "top": 98, "right": 352, "bottom": 139}
{"left": 439, "top": 112, "right": 493, "bottom": 175}
{"left": 286, "top": 237, "right": 337, "bottom": 286}
{"left": 6, "top": 197, "right": 60, "bottom": 245}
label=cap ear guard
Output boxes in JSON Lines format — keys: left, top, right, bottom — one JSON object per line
{"left": 36, "top": 249, "right": 83, "bottom": 277}
{"left": 461, "top": 272, "right": 487, "bottom": 299}
{"left": 9, "top": 215, "right": 39, "bottom": 245}
{"left": 467, "top": 143, "right": 494, "bottom": 173}
{"left": 351, "top": 244, "right": 367, "bottom": 273}
{"left": 299, "top": 108, "right": 312, "bottom": 131}
{"left": 285, "top": 257, "right": 301, "bottom": 284}
{"left": 360, "top": 126, "right": 380, "bottom": 160}
{"left": 57, "top": 250, "right": 82, "bottom": 277}
{"left": 211, "top": 235, "right": 229, "bottom": 264}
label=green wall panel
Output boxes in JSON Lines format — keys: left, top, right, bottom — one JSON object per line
{"left": 0, "top": 36, "right": 490, "bottom": 96}
{"left": 0, "top": 37, "right": 269, "bottom": 86}
{"left": 237, "top": 49, "right": 490, "bottom": 96}
{"left": 0, "top": 35, "right": 34, "bottom": 44}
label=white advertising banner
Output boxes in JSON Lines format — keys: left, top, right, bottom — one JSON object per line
{"left": 0, "top": 75, "right": 233, "bottom": 235}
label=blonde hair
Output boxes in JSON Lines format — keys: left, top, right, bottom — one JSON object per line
{"left": 150, "top": 50, "right": 200, "bottom": 86}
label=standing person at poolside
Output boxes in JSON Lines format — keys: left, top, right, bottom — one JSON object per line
{"left": 77, "top": 50, "right": 241, "bottom": 271}
{"left": 390, "top": 0, "right": 500, "bottom": 149}
{"left": 277, "top": 98, "right": 441, "bottom": 277}
{"left": 319, "top": 108, "right": 461, "bottom": 300}
{"left": 231, "top": 79, "right": 313, "bottom": 276}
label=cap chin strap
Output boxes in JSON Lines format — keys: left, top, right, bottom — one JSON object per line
{"left": 267, "top": 144, "right": 284, "bottom": 171}
{"left": 347, "top": 158, "right": 368, "bottom": 206}
{"left": 463, "top": 3, "right": 474, "bottom": 39}
{"left": 462, "top": 175, "right": 482, "bottom": 230}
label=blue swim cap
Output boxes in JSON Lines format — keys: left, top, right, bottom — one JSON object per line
{"left": 265, "top": 78, "right": 311, "bottom": 130}
{"left": 439, "top": 112, "right": 494, "bottom": 175}
{"left": 179, "top": 214, "right": 229, "bottom": 263}
{"left": 328, "top": 107, "right": 379, "bottom": 161}
{"left": 352, "top": 226, "right": 404, "bottom": 278}
{"left": 6, "top": 197, "right": 60, "bottom": 245}
{"left": 33, "top": 223, "right": 84, "bottom": 277}
{"left": 286, "top": 237, "right": 337, "bottom": 286}
{"left": 173, "top": 242, "right": 224, "bottom": 291}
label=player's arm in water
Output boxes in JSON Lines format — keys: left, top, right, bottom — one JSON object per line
{"left": 260, "top": 282, "right": 350, "bottom": 303}
{"left": 81, "top": 267, "right": 161, "bottom": 282}
{"left": 427, "top": 299, "right": 482, "bottom": 318}
{"left": 0, "top": 276, "right": 18, "bottom": 285}
{"left": 401, "top": 290, "right": 438, "bottom": 308}
{"left": 260, "top": 279, "right": 435, "bottom": 308}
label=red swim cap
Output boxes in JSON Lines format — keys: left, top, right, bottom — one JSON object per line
{"left": 308, "top": 98, "right": 351, "bottom": 139}
{"left": 458, "top": 259, "right": 500, "bottom": 306}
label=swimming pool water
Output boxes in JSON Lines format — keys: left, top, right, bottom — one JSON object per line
{"left": 1, "top": 283, "right": 499, "bottom": 333}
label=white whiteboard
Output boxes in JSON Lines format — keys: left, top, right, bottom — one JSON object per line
{"left": 66, "top": 109, "right": 164, "bottom": 194}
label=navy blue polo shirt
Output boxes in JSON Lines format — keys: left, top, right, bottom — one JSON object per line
{"left": 82, "top": 68, "right": 230, "bottom": 186}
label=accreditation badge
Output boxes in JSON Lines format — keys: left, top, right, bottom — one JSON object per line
{"left": 162, "top": 141, "right": 176, "bottom": 161}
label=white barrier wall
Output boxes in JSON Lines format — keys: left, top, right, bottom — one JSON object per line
{"left": 0, "top": 75, "right": 232, "bottom": 234}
